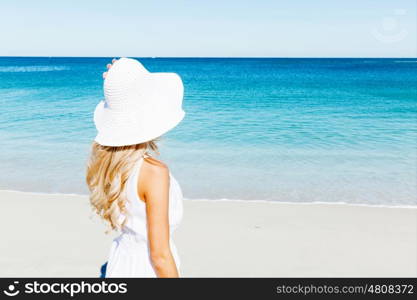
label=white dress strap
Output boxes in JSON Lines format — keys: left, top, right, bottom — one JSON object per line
{"left": 127, "top": 157, "right": 145, "bottom": 204}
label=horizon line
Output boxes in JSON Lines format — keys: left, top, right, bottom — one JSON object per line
{"left": 0, "top": 55, "right": 416, "bottom": 59}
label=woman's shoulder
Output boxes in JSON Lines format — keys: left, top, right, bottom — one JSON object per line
{"left": 143, "top": 156, "right": 169, "bottom": 171}
{"left": 141, "top": 156, "right": 170, "bottom": 183}
{"left": 137, "top": 157, "right": 170, "bottom": 202}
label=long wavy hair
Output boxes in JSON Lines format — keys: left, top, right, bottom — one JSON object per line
{"left": 86, "top": 140, "right": 158, "bottom": 231}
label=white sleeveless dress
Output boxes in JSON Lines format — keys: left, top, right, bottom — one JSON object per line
{"left": 105, "top": 157, "right": 183, "bottom": 277}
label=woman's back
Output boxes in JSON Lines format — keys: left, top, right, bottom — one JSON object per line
{"left": 105, "top": 156, "right": 183, "bottom": 277}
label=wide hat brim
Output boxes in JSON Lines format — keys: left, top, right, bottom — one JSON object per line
{"left": 94, "top": 60, "right": 185, "bottom": 147}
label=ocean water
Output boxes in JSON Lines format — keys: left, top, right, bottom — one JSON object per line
{"left": 0, "top": 57, "right": 416, "bottom": 206}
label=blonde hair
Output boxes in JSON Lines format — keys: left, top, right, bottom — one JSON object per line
{"left": 86, "top": 140, "right": 158, "bottom": 231}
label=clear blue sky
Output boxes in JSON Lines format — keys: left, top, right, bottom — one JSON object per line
{"left": 1, "top": 0, "right": 415, "bottom": 57}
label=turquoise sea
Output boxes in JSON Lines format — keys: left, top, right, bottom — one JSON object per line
{"left": 0, "top": 57, "right": 416, "bottom": 206}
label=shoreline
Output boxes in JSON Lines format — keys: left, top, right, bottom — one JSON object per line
{"left": 1, "top": 188, "right": 416, "bottom": 210}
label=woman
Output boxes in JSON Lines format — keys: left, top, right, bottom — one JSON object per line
{"left": 86, "top": 57, "right": 185, "bottom": 277}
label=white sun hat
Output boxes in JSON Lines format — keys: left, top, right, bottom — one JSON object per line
{"left": 93, "top": 57, "right": 185, "bottom": 146}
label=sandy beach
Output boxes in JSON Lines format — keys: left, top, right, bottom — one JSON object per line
{"left": 0, "top": 190, "right": 415, "bottom": 277}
